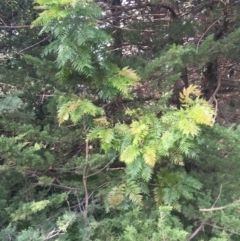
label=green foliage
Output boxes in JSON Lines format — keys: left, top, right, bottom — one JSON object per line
{"left": 88, "top": 85, "right": 214, "bottom": 166}
{"left": 38, "top": 176, "right": 54, "bottom": 186}
{"left": 2, "top": 0, "right": 240, "bottom": 240}
{"left": 108, "top": 180, "right": 143, "bottom": 208}
{"left": 16, "top": 228, "right": 43, "bottom": 241}
{"left": 32, "top": 0, "right": 111, "bottom": 78}
{"left": 9, "top": 193, "right": 68, "bottom": 221}
{"left": 0, "top": 91, "right": 24, "bottom": 114}
{"left": 154, "top": 169, "right": 202, "bottom": 206}
{"left": 98, "top": 206, "right": 189, "bottom": 241}
{"left": 144, "top": 44, "right": 196, "bottom": 84}
{"left": 99, "top": 66, "right": 140, "bottom": 99}
{"left": 57, "top": 96, "right": 104, "bottom": 125}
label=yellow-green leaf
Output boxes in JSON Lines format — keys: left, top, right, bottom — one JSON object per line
{"left": 143, "top": 146, "right": 157, "bottom": 167}
{"left": 178, "top": 118, "right": 200, "bottom": 136}
{"left": 119, "top": 66, "right": 140, "bottom": 83}
{"left": 120, "top": 145, "right": 140, "bottom": 164}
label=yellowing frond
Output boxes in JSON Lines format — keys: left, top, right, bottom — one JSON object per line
{"left": 58, "top": 98, "right": 104, "bottom": 125}
{"left": 130, "top": 121, "right": 149, "bottom": 145}
{"left": 108, "top": 186, "right": 124, "bottom": 208}
{"left": 114, "top": 123, "right": 129, "bottom": 134}
{"left": 179, "top": 85, "right": 202, "bottom": 104}
{"left": 143, "top": 146, "right": 157, "bottom": 167}
{"left": 188, "top": 102, "right": 215, "bottom": 126}
{"left": 125, "top": 108, "right": 136, "bottom": 116}
{"left": 94, "top": 117, "right": 110, "bottom": 126}
{"left": 130, "top": 121, "right": 148, "bottom": 135}
{"left": 125, "top": 181, "right": 143, "bottom": 206}
{"left": 58, "top": 102, "right": 71, "bottom": 125}
{"left": 99, "top": 129, "right": 114, "bottom": 144}
{"left": 119, "top": 66, "right": 140, "bottom": 83}
{"left": 120, "top": 145, "right": 140, "bottom": 164}
{"left": 178, "top": 118, "right": 200, "bottom": 136}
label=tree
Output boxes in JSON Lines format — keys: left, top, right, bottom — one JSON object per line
{"left": 1, "top": 0, "right": 240, "bottom": 240}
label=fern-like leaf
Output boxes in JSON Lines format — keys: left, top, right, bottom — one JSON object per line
{"left": 120, "top": 145, "right": 140, "bottom": 164}
{"left": 108, "top": 186, "right": 124, "bottom": 208}
{"left": 143, "top": 146, "right": 157, "bottom": 167}
{"left": 179, "top": 85, "right": 202, "bottom": 105}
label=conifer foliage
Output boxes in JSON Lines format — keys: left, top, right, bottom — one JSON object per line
{"left": 1, "top": 0, "right": 240, "bottom": 240}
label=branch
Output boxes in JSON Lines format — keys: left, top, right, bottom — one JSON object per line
{"left": 86, "top": 156, "right": 117, "bottom": 178}
{"left": 103, "top": 2, "right": 177, "bottom": 20}
{"left": 200, "top": 199, "right": 240, "bottom": 212}
{"left": 83, "top": 140, "right": 89, "bottom": 217}
{"left": 83, "top": 166, "right": 89, "bottom": 217}
{"left": 211, "top": 184, "right": 222, "bottom": 208}
{"left": 197, "top": 17, "right": 223, "bottom": 51}
{"left": 205, "top": 223, "right": 240, "bottom": 235}
{"left": 208, "top": 73, "right": 221, "bottom": 102}
{"left": 50, "top": 183, "right": 81, "bottom": 191}
{"left": 188, "top": 224, "right": 204, "bottom": 240}
{"left": 0, "top": 24, "right": 41, "bottom": 29}
{"left": 17, "top": 35, "right": 50, "bottom": 54}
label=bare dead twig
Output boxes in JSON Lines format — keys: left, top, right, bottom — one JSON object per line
{"left": 86, "top": 156, "right": 117, "bottom": 178}
{"left": 200, "top": 199, "right": 240, "bottom": 212}
{"left": 208, "top": 74, "right": 222, "bottom": 121}
{"left": 0, "top": 24, "right": 41, "bottom": 29}
{"left": 188, "top": 224, "right": 204, "bottom": 240}
{"left": 197, "top": 17, "right": 223, "bottom": 51}
{"left": 17, "top": 35, "right": 50, "bottom": 54}
{"left": 103, "top": 2, "right": 177, "bottom": 20}
{"left": 83, "top": 166, "right": 89, "bottom": 217}
{"left": 205, "top": 223, "right": 240, "bottom": 235}
{"left": 50, "top": 183, "right": 81, "bottom": 191}
{"left": 83, "top": 140, "right": 89, "bottom": 218}
{"left": 212, "top": 184, "right": 222, "bottom": 208}
{"left": 0, "top": 17, "right": 7, "bottom": 26}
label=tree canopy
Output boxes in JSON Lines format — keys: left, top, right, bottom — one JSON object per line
{"left": 1, "top": 0, "right": 240, "bottom": 240}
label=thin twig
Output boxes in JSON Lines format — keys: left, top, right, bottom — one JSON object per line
{"left": 208, "top": 74, "right": 222, "bottom": 121}
{"left": 83, "top": 139, "right": 89, "bottom": 217}
{"left": 200, "top": 199, "right": 240, "bottom": 212}
{"left": 188, "top": 224, "right": 204, "bottom": 240}
{"left": 17, "top": 35, "right": 50, "bottom": 54}
{"left": 0, "top": 24, "right": 41, "bottom": 29}
{"left": 83, "top": 166, "right": 89, "bottom": 217}
{"left": 86, "top": 156, "right": 117, "bottom": 178}
{"left": 197, "top": 17, "right": 223, "bottom": 51}
{"left": 212, "top": 184, "right": 222, "bottom": 208}
{"left": 0, "top": 17, "right": 7, "bottom": 26}
{"left": 205, "top": 223, "right": 240, "bottom": 235}
{"left": 50, "top": 183, "right": 81, "bottom": 190}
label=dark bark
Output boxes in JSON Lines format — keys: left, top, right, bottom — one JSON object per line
{"left": 111, "top": 0, "right": 123, "bottom": 57}
{"left": 202, "top": 60, "right": 218, "bottom": 100}
{"left": 201, "top": 4, "right": 229, "bottom": 100}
